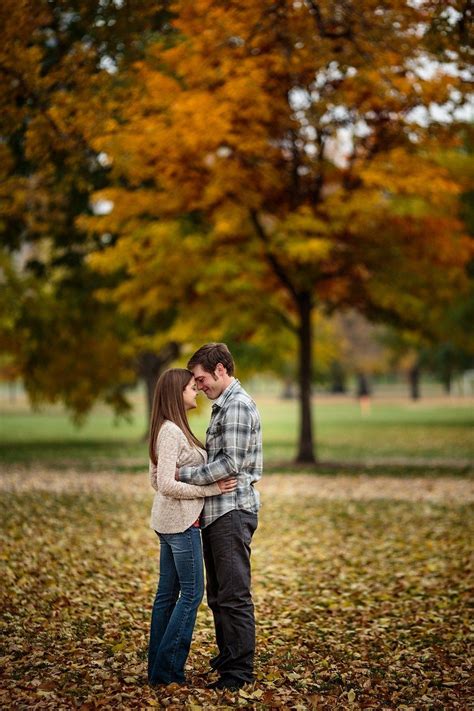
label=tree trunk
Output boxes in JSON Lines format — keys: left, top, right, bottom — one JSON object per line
{"left": 408, "top": 364, "right": 420, "bottom": 400}
{"left": 356, "top": 372, "right": 372, "bottom": 415}
{"left": 329, "top": 361, "right": 347, "bottom": 394}
{"left": 8, "top": 381, "right": 17, "bottom": 403}
{"left": 442, "top": 370, "right": 452, "bottom": 395}
{"left": 143, "top": 366, "right": 157, "bottom": 431}
{"left": 296, "top": 292, "right": 316, "bottom": 463}
{"left": 281, "top": 378, "right": 296, "bottom": 399}
{"left": 356, "top": 372, "right": 371, "bottom": 398}
{"left": 137, "top": 342, "right": 180, "bottom": 437}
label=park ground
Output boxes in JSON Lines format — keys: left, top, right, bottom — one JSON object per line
{"left": 0, "top": 393, "right": 473, "bottom": 709}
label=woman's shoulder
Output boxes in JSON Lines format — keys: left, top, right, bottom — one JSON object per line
{"left": 159, "top": 420, "right": 186, "bottom": 439}
{"left": 158, "top": 420, "right": 205, "bottom": 459}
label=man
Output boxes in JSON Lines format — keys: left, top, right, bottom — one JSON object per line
{"left": 177, "top": 342, "right": 262, "bottom": 691}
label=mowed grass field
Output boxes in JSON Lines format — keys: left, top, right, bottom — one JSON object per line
{"left": 1, "top": 391, "right": 473, "bottom": 468}
{"left": 1, "top": 393, "right": 473, "bottom": 708}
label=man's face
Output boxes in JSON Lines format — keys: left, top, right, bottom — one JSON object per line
{"left": 192, "top": 364, "right": 226, "bottom": 400}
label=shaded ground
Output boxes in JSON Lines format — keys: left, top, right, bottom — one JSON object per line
{"left": 1, "top": 471, "right": 472, "bottom": 709}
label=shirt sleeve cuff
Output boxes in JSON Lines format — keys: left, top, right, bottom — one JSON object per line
{"left": 178, "top": 466, "right": 194, "bottom": 483}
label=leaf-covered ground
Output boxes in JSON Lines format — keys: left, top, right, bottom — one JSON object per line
{"left": 1, "top": 471, "right": 472, "bottom": 709}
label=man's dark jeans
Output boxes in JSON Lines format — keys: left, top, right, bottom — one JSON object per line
{"left": 202, "top": 509, "right": 258, "bottom": 683}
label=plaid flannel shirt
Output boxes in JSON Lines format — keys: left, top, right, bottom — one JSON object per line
{"left": 179, "top": 379, "right": 262, "bottom": 527}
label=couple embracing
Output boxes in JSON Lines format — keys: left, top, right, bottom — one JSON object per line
{"left": 147, "top": 343, "right": 262, "bottom": 691}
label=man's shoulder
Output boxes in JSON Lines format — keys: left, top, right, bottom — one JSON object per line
{"left": 227, "top": 382, "right": 252, "bottom": 404}
{"left": 225, "top": 384, "right": 260, "bottom": 417}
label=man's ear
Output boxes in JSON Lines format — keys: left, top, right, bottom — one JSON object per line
{"left": 215, "top": 362, "right": 226, "bottom": 377}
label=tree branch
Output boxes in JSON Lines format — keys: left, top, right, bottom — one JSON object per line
{"left": 0, "top": 63, "right": 96, "bottom": 157}
{"left": 305, "top": 0, "right": 352, "bottom": 40}
{"left": 249, "top": 209, "right": 300, "bottom": 303}
{"left": 458, "top": 1, "right": 472, "bottom": 45}
{"left": 268, "top": 305, "right": 299, "bottom": 334}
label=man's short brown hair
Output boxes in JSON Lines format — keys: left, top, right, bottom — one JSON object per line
{"left": 187, "top": 343, "right": 235, "bottom": 376}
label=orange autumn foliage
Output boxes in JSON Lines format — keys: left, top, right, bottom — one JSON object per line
{"left": 84, "top": 0, "right": 472, "bottom": 459}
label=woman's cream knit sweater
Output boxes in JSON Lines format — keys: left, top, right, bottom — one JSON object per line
{"left": 149, "top": 420, "right": 221, "bottom": 534}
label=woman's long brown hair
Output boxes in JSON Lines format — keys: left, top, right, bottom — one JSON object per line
{"left": 148, "top": 368, "right": 204, "bottom": 466}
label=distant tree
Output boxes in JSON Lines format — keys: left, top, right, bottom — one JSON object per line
{"left": 382, "top": 330, "right": 424, "bottom": 400}
{"left": 333, "top": 311, "right": 391, "bottom": 397}
{"left": 327, "top": 361, "right": 348, "bottom": 395}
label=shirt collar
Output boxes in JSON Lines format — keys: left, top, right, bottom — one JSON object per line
{"left": 212, "top": 378, "right": 239, "bottom": 411}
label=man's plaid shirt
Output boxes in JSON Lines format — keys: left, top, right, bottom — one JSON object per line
{"left": 179, "top": 379, "right": 262, "bottom": 528}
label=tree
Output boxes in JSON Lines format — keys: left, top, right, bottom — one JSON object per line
{"left": 85, "top": 0, "right": 472, "bottom": 460}
{"left": 0, "top": 0, "right": 178, "bottom": 422}
{"left": 382, "top": 127, "right": 474, "bottom": 400}
{"left": 426, "top": 126, "right": 474, "bottom": 392}
{"left": 331, "top": 311, "right": 390, "bottom": 397}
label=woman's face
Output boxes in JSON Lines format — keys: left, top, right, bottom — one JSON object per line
{"left": 183, "top": 377, "right": 198, "bottom": 411}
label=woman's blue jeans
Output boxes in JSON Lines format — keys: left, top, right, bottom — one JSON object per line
{"left": 148, "top": 525, "right": 204, "bottom": 685}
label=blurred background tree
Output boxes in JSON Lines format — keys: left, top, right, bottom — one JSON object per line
{"left": 1, "top": 1, "right": 473, "bottom": 460}
{"left": 85, "top": 0, "right": 473, "bottom": 461}
{"left": 378, "top": 125, "right": 474, "bottom": 401}
{"left": 331, "top": 311, "right": 390, "bottom": 402}
{"left": 0, "top": 0, "right": 179, "bottom": 421}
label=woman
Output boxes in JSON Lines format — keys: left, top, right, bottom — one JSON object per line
{"left": 147, "top": 368, "right": 236, "bottom": 687}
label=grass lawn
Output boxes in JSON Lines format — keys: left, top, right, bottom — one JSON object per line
{"left": 0, "top": 393, "right": 473, "bottom": 469}
{"left": 0, "top": 472, "right": 472, "bottom": 709}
